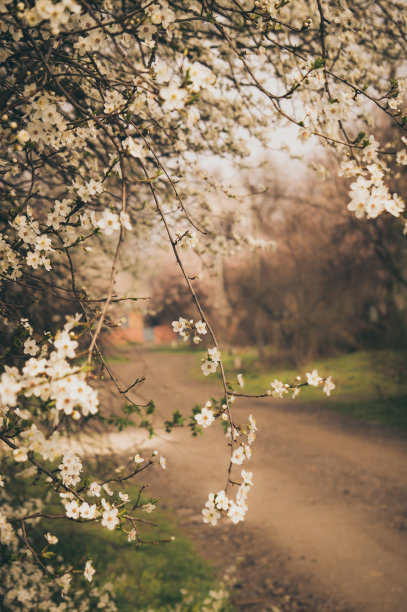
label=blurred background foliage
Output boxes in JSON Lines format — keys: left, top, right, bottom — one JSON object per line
{"left": 148, "top": 137, "right": 407, "bottom": 370}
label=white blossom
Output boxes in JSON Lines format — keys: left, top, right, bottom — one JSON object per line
{"left": 195, "top": 407, "right": 215, "bottom": 428}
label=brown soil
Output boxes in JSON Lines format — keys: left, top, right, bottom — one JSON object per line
{"left": 96, "top": 348, "right": 407, "bottom": 612}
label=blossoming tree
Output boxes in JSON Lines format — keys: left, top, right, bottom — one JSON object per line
{"left": 0, "top": 0, "right": 406, "bottom": 607}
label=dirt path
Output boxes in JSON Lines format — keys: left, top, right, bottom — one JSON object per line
{"left": 94, "top": 348, "right": 407, "bottom": 612}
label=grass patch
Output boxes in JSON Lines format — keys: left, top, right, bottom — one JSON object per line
{"left": 326, "top": 396, "right": 407, "bottom": 429}
{"left": 10, "top": 476, "right": 234, "bottom": 611}
{"left": 147, "top": 343, "right": 203, "bottom": 354}
{"left": 228, "top": 350, "right": 407, "bottom": 399}
{"left": 48, "top": 504, "right": 224, "bottom": 611}
{"left": 104, "top": 354, "right": 131, "bottom": 363}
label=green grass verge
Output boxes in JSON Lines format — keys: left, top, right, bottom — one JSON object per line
{"left": 325, "top": 395, "right": 407, "bottom": 429}
{"left": 48, "top": 506, "right": 225, "bottom": 611}
{"left": 13, "top": 477, "right": 233, "bottom": 611}
{"left": 146, "top": 343, "right": 203, "bottom": 354}
{"left": 246, "top": 350, "right": 407, "bottom": 430}
{"left": 189, "top": 348, "right": 407, "bottom": 431}
{"left": 104, "top": 354, "right": 132, "bottom": 363}
{"left": 223, "top": 349, "right": 407, "bottom": 399}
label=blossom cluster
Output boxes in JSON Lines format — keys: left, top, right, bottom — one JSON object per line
{"left": 176, "top": 229, "right": 199, "bottom": 249}
{"left": 0, "top": 475, "right": 117, "bottom": 606}
{"left": 0, "top": 316, "right": 99, "bottom": 432}
{"left": 344, "top": 143, "right": 406, "bottom": 220}
{"left": 0, "top": 545, "right": 115, "bottom": 609}
{"left": 159, "top": 60, "right": 215, "bottom": 112}
{"left": 59, "top": 452, "right": 83, "bottom": 487}
{"left": 268, "top": 369, "right": 335, "bottom": 399}
{"left": 201, "top": 347, "right": 221, "bottom": 376}
{"left": 12, "top": 425, "right": 60, "bottom": 464}
{"left": 0, "top": 511, "right": 15, "bottom": 546}
{"left": 22, "top": 0, "right": 81, "bottom": 34}
{"left": 172, "top": 316, "right": 207, "bottom": 344}
{"left": 199, "top": 406, "right": 257, "bottom": 526}
{"left": 56, "top": 453, "right": 161, "bottom": 535}
{"left": 203, "top": 469, "right": 254, "bottom": 526}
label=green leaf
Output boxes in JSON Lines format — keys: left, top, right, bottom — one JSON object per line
{"left": 164, "top": 410, "right": 186, "bottom": 433}
{"left": 311, "top": 57, "right": 325, "bottom": 70}
{"left": 146, "top": 400, "right": 155, "bottom": 415}
{"left": 354, "top": 131, "right": 366, "bottom": 144}
{"left": 42, "top": 551, "right": 55, "bottom": 558}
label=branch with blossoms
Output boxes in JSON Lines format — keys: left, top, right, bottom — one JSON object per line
{"left": 228, "top": 369, "right": 336, "bottom": 400}
{"left": 1, "top": 437, "right": 168, "bottom": 583}
{"left": 1, "top": 0, "right": 406, "bottom": 606}
{"left": 0, "top": 315, "right": 169, "bottom": 595}
{"left": 171, "top": 317, "right": 335, "bottom": 525}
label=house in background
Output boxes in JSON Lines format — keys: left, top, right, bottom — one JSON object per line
{"left": 106, "top": 310, "right": 174, "bottom": 346}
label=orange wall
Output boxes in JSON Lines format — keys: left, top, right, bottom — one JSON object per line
{"left": 106, "top": 312, "right": 173, "bottom": 345}
{"left": 153, "top": 325, "right": 175, "bottom": 344}
{"left": 107, "top": 311, "right": 144, "bottom": 345}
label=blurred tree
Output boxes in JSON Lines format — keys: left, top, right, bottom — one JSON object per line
{"left": 219, "top": 157, "right": 407, "bottom": 365}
